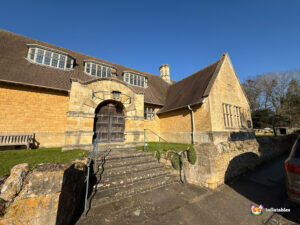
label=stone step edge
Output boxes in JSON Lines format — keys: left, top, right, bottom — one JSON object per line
{"left": 96, "top": 153, "right": 154, "bottom": 161}
{"left": 98, "top": 164, "right": 165, "bottom": 178}
{"left": 96, "top": 169, "right": 169, "bottom": 188}
{"left": 95, "top": 171, "right": 171, "bottom": 190}
{"left": 95, "top": 162, "right": 163, "bottom": 176}
{"left": 95, "top": 159, "right": 158, "bottom": 170}
{"left": 91, "top": 177, "right": 179, "bottom": 208}
{"left": 95, "top": 160, "right": 160, "bottom": 173}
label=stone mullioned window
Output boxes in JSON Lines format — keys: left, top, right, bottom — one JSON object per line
{"left": 223, "top": 103, "right": 242, "bottom": 128}
{"left": 27, "top": 44, "right": 74, "bottom": 70}
{"left": 144, "top": 107, "right": 155, "bottom": 120}
{"left": 84, "top": 60, "right": 113, "bottom": 78}
{"left": 124, "top": 72, "right": 148, "bottom": 88}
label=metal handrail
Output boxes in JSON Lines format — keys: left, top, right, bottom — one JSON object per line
{"left": 84, "top": 131, "right": 100, "bottom": 215}
{"left": 144, "top": 129, "right": 187, "bottom": 183}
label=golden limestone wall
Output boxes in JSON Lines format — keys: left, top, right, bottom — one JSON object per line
{"left": 208, "top": 55, "right": 252, "bottom": 134}
{"left": 159, "top": 108, "right": 192, "bottom": 144}
{"left": 0, "top": 83, "right": 69, "bottom": 147}
{"left": 159, "top": 98, "right": 213, "bottom": 144}
{"left": 143, "top": 104, "right": 161, "bottom": 142}
{"left": 64, "top": 78, "right": 144, "bottom": 150}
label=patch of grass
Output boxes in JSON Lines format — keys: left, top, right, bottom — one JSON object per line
{"left": 136, "top": 142, "right": 192, "bottom": 156}
{"left": 0, "top": 148, "right": 87, "bottom": 176}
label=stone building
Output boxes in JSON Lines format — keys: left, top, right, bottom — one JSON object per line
{"left": 0, "top": 29, "right": 253, "bottom": 151}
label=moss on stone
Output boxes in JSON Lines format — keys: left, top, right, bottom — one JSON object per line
{"left": 187, "top": 147, "right": 197, "bottom": 165}
{"left": 171, "top": 154, "right": 180, "bottom": 170}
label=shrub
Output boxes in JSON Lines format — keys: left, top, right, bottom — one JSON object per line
{"left": 187, "top": 146, "right": 197, "bottom": 165}
{"left": 171, "top": 153, "right": 180, "bottom": 169}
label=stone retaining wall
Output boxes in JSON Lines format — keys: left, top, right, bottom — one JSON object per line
{"left": 185, "top": 134, "right": 297, "bottom": 189}
{"left": 0, "top": 160, "right": 87, "bottom": 225}
{"left": 159, "top": 133, "right": 298, "bottom": 190}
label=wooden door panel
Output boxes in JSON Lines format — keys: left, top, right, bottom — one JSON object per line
{"left": 94, "top": 103, "right": 125, "bottom": 143}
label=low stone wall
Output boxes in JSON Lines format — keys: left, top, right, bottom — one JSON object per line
{"left": 159, "top": 133, "right": 298, "bottom": 189}
{"left": 0, "top": 160, "right": 87, "bottom": 225}
{"left": 184, "top": 134, "right": 298, "bottom": 189}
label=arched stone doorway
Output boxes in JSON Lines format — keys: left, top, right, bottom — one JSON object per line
{"left": 93, "top": 100, "right": 125, "bottom": 143}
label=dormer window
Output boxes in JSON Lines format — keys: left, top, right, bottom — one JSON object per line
{"left": 84, "top": 60, "right": 113, "bottom": 78}
{"left": 27, "top": 44, "right": 74, "bottom": 70}
{"left": 123, "top": 72, "right": 148, "bottom": 88}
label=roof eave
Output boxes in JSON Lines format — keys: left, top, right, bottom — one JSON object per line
{"left": 0, "top": 79, "right": 70, "bottom": 93}
{"left": 157, "top": 99, "right": 203, "bottom": 114}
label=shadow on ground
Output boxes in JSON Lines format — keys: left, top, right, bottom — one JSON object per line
{"left": 225, "top": 141, "right": 300, "bottom": 224}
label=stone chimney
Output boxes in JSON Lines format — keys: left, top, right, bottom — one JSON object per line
{"left": 159, "top": 64, "right": 170, "bottom": 82}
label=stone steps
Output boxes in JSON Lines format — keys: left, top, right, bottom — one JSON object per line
{"left": 97, "top": 148, "right": 149, "bottom": 157}
{"left": 98, "top": 162, "right": 165, "bottom": 177}
{"left": 91, "top": 173, "right": 178, "bottom": 207}
{"left": 96, "top": 156, "right": 157, "bottom": 170}
{"left": 96, "top": 167, "right": 169, "bottom": 190}
{"left": 88, "top": 147, "right": 179, "bottom": 208}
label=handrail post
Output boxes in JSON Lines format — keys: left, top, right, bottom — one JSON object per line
{"left": 144, "top": 129, "right": 147, "bottom": 152}
{"left": 158, "top": 137, "right": 161, "bottom": 163}
{"left": 84, "top": 130, "right": 100, "bottom": 215}
{"left": 181, "top": 152, "right": 186, "bottom": 184}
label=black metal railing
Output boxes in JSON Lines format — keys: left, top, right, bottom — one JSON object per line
{"left": 143, "top": 129, "right": 187, "bottom": 183}
{"left": 84, "top": 131, "right": 100, "bottom": 215}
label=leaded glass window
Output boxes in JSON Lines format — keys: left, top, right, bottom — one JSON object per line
{"left": 52, "top": 53, "right": 58, "bottom": 67}
{"left": 124, "top": 72, "right": 147, "bottom": 88}
{"left": 84, "top": 61, "right": 113, "bottom": 78}
{"left": 144, "top": 107, "right": 155, "bottom": 120}
{"left": 97, "top": 65, "right": 101, "bottom": 76}
{"left": 125, "top": 73, "right": 129, "bottom": 83}
{"left": 102, "top": 67, "right": 107, "bottom": 77}
{"left": 91, "top": 64, "right": 96, "bottom": 75}
{"left": 66, "top": 57, "right": 72, "bottom": 68}
{"left": 59, "top": 55, "right": 65, "bottom": 68}
{"left": 107, "top": 68, "right": 111, "bottom": 77}
{"left": 30, "top": 48, "right": 35, "bottom": 60}
{"left": 86, "top": 63, "right": 90, "bottom": 73}
{"left": 130, "top": 74, "right": 133, "bottom": 84}
{"left": 44, "top": 51, "right": 51, "bottom": 65}
{"left": 134, "top": 75, "right": 137, "bottom": 85}
{"left": 141, "top": 77, "right": 145, "bottom": 87}
{"left": 36, "top": 49, "right": 44, "bottom": 63}
{"left": 27, "top": 46, "right": 73, "bottom": 70}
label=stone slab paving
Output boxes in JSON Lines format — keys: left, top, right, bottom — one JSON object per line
{"left": 77, "top": 154, "right": 300, "bottom": 225}
{"left": 76, "top": 183, "right": 291, "bottom": 225}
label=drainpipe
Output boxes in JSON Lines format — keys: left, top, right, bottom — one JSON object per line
{"left": 187, "top": 105, "right": 195, "bottom": 145}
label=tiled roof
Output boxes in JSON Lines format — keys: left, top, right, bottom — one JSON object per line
{"left": 0, "top": 29, "right": 170, "bottom": 105}
{"left": 157, "top": 55, "right": 225, "bottom": 114}
{"left": 0, "top": 29, "right": 227, "bottom": 112}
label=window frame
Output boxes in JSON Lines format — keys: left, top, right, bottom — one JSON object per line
{"left": 144, "top": 107, "right": 156, "bottom": 120}
{"left": 123, "top": 72, "right": 148, "bottom": 88}
{"left": 84, "top": 61, "right": 113, "bottom": 78}
{"left": 27, "top": 46, "right": 74, "bottom": 70}
{"left": 223, "top": 103, "right": 243, "bottom": 128}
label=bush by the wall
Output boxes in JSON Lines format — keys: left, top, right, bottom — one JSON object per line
{"left": 187, "top": 147, "right": 196, "bottom": 165}
{"left": 171, "top": 153, "right": 180, "bottom": 169}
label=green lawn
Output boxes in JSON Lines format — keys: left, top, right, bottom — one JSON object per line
{"left": 136, "top": 142, "right": 192, "bottom": 155}
{"left": 0, "top": 148, "right": 87, "bottom": 176}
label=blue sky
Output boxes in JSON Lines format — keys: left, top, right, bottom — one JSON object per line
{"left": 1, "top": 0, "right": 299, "bottom": 82}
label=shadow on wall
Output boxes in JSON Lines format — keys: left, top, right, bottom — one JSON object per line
{"left": 224, "top": 134, "right": 300, "bottom": 224}
{"left": 224, "top": 152, "right": 260, "bottom": 182}
{"left": 55, "top": 163, "right": 96, "bottom": 225}
{"left": 229, "top": 131, "right": 256, "bottom": 142}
